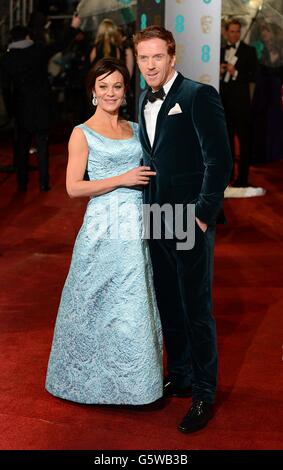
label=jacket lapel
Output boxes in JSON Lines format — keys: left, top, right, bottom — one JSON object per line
{"left": 140, "top": 91, "right": 151, "bottom": 153}
{"left": 235, "top": 41, "right": 243, "bottom": 59}
{"left": 151, "top": 72, "right": 184, "bottom": 154}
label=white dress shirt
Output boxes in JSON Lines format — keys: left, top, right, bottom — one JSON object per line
{"left": 144, "top": 70, "right": 178, "bottom": 147}
{"left": 224, "top": 40, "right": 240, "bottom": 81}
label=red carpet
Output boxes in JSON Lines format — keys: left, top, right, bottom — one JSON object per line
{"left": 0, "top": 144, "right": 282, "bottom": 450}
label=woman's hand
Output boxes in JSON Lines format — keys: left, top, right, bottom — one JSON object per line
{"left": 220, "top": 63, "right": 227, "bottom": 76}
{"left": 120, "top": 166, "right": 156, "bottom": 187}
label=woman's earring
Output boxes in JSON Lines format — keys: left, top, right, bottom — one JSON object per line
{"left": 122, "top": 95, "right": 127, "bottom": 106}
{"left": 92, "top": 93, "right": 97, "bottom": 106}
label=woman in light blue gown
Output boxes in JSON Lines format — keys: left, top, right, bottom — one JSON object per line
{"left": 45, "top": 58, "right": 163, "bottom": 405}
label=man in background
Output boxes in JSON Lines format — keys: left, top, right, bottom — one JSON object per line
{"left": 1, "top": 25, "right": 51, "bottom": 192}
{"left": 220, "top": 19, "right": 258, "bottom": 187}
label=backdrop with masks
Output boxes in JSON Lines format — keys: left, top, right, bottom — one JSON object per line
{"left": 165, "top": 0, "right": 222, "bottom": 91}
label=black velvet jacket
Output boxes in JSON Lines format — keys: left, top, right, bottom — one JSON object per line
{"left": 139, "top": 73, "right": 233, "bottom": 225}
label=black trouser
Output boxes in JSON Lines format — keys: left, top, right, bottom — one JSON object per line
{"left": 149, "top": 224, "right": 217, "bottom": 404}
{"left": 16, "top": 128, "right": 49, "bottom": 189}
{"left": 224, "top": 106, "right": 252, "bottom": 185}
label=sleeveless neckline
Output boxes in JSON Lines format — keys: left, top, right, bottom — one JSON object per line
{"left": 82, "top": 122, "right": 136, "bottom": 141}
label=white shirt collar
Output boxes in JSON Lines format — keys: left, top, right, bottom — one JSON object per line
{"left": 8, "top": 38, "right": 34, "bottom": 50}
{"left": 149, "top": 70, "right": 178, "bottom": 97}
{"left": 163, "top": 70, "right": 178, "bottom": 95}
{"left": 144, "top": 70, "right": 178, "bottom": 147}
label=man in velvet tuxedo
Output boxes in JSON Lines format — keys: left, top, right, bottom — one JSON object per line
{"left": 220, "top": 19, "right": 258, "bottom": 187}
{"left": 134, "top": 26, "right": 232, "bottom": 433}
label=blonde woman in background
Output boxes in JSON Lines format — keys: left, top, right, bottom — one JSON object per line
{"left": 89, "top": 18, "right": 134, "bottom": 78}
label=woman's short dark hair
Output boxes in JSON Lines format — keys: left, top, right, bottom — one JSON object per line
{"left": 86, "top": 57, "right": 130, "bottom": 98}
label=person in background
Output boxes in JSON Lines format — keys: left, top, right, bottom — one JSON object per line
{"left": 63, "top": 26, "right": 92, "bottom": 125}
{"left": 251, "top": 22, "right": 283, "bottom": 163}
{"left": 220, "top": 19, "right": 258, "bottom": 187}
{"left": 1, "top": 25, "right": 51, "bottom": 192}
{"left": 89, "top": 18, "right": 134, "bottom": 78}
{"left": 0, "top": 15, "right": 81, "bottom": 192}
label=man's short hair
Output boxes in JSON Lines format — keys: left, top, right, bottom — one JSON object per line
{"left": 133, "top": 25, "right": 176, "bottom": 57}
{"left": 225, "top": 19, "right": 242, "bottom": 31}
{"left": 10, "top": 25, "right": 29, "bottom": 42}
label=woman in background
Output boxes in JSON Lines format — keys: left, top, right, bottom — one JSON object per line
{"left": 90, "top": 18, "right": 134, "bottom": 78}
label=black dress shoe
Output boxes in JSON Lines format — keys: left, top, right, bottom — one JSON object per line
{"left": 178, "top": 400, "right": 213, "bottom": 433}
{"left": 163, "top": 378, "right": 192, "bottom": 398}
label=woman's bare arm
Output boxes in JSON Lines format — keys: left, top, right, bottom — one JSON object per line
{"left": 89, "top": 47, "right": 96, "bottom": 65}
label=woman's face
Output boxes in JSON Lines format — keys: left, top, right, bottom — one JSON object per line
{"left": 260, "top": 27, "right": 272, "bottom": 42}
{"left": 94, "top": 70, "right": 125, "bottom": 113}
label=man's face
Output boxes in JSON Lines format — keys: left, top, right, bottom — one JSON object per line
{"left": 136, "top": 38, "right": 176, "bottom": 91}
{"left": 226, "top": 24, "right": 241, "bottom": 45}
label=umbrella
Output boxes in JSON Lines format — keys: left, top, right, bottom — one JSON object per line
{"left": 250, "top": 1, "right": 283, "bottom": 67}
{"left": 76, "top": 0, "right": 136, "bottom": 31}
{"left": 222, "top": 1, "right": 283, "bottom": 67}
{"left": 222, "top": 0, "right": 262, "bottom": 17}
{"left": 76, "top": 0, "right": 136, "bottom": 17}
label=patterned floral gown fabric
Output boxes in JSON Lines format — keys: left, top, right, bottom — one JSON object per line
{"left": 45, "top": 122, "right": 163, "bottom": 405}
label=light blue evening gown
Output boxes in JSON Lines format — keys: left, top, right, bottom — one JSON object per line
{"left": 45, "top": 122, "right": 163, "bottom": 405}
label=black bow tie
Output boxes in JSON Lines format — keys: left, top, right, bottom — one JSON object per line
{"left": 226, "top": 44, "right": 236, "bottom": 50}
{"left": 147, "top": 87, "right": 166, "bottom": 103}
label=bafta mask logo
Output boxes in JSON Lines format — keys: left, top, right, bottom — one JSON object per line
{"left": 176, "top": 44, "right": 185, "bottom": 63}
{"left": 198, "top": 74, "right": 212, "bottom": 84}
{"left": 201, "top": 16, "right": 213, "bottom": 34}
